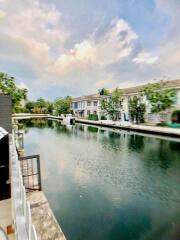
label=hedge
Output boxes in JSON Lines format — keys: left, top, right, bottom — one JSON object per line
{"left": 88, "top": 114, "right": 99, "bottom": 121}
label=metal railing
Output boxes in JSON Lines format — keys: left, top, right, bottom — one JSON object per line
{"left": 10, "top": 134, "right": 38, "bottom": 240}
{"left": 19, "top": 155, "right": 42, "bottom": 193}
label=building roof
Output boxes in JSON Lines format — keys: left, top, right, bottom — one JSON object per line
{"left": 72, "top": 93, "right": 101, "bottom": 102}
{"left": 72, "top": 79, "right": 180, "bottom": 101}
{"left": 123, "top": 79, "right": 180, "bottom": 95}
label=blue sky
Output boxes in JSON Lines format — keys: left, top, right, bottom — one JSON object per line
{"left": 0, "top": 0, "right": 179, "bottom": 100}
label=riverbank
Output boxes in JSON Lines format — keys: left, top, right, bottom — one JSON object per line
{"left": 12, "top": 113, "right": 180, "bottom": 138}
{"left": 75, "top": 118, "right": 180, "bottom": 138}
{"left": 27, "top": 191, "right": 66, "bottom": 240}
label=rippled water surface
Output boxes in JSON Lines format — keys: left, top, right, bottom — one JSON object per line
{"left": 22, "top": 119, "right": 180, "bottom": 240}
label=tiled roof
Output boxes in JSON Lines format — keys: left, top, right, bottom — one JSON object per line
{"left": 72, "top": 79, "right": 180, "bottom": 101}
{"left": 123, "top": 79, "right": 180, "bottom": 95}
{"left": 72, "top": 93, "right": 101, "bottom": 102}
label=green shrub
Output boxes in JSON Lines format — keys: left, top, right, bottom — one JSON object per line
{"left": 100, "top": 115, "right": 107, "bottom": 120}
{"left": 157, "top": 123, "right": 166, "bottom": 127}
{"left": 171, "top": 110, "right": 180, "bottom": 123}
{"left": 88, "top": 114, "right": 99, "bottom": 121}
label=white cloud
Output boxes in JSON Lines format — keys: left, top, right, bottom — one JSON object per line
{"left": 50, "top": 19, "right": 138, "bottom": 79}
{"left": 17, "top": 81, "right": 29, "bottom": 90}
{"left": 51, "top": 40, "right": 97, "bottom": 75}
{"left": 95, "top": 19, "right": 138, "bottom": 66}
{"left": 154, "top": 0, "right": 180, "bottom": 79}
{"left": 0, "top": 0, "right": 179, "bottom": 98}
{"left": 0, "top": 0, "right": 68, "bottom": 65}
{"left": 133, "top": 52, "right": 158, "bottom": 64}
{"left": 95, "top": 78, "right": 113, "bottom": 89}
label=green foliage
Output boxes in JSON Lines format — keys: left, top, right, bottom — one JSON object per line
{"left": 128, "top": 96, "right": 146, "bottom": 123}
{"left": 88, "top": 114, "right": 99, "bottom": 121}
{"left": 98, "top": 88, "right": 109, "bottom": 96}
{"left": 47, "top": 102, "right": 54, "bottom": 115}
{"left": 26, "top": 98, "right": 54, "bottom": 114}
{"left": 100, "top": 115, "right": 107, "bottom": 120}
{"left": 26, "top": 101, "right": 36, "bottom": 112}
{"left": 0, "top": 72, "right": 27, "bottom": 112}
{"left": 14, "top": 106, "right": 28, "bottom": 113}
{"left": 87, "top": 126, "right": 98, "bottom": 132}
{"left": 143, "top": 81, "right": 176, "bottom": 113}
{"left": 54, "top": 96, "right": 72, "bottom": 115}
{"left": 100, "top": 88, "right": 123, "bottom": 120}
{"left": 171, "top": 110, "right": 180, "bottom": 123}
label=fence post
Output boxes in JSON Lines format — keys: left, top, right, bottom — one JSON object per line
{"left": 31, "top": 225, "right": 38, "bottom": 240}
{"left": 22, "top": 186, "right": 26, "bottom": 217}
{"left": 26, "top": 201, "right": 32, "bottom": 240}
{"left": 37, "top": 155, "right": 42, "bottom": 191}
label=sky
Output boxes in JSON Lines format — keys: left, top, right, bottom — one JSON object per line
{"left": 0, "top": 0, "right": 179, "bottom": 100}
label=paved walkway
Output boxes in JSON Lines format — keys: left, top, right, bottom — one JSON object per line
{"left": 0, "top": 199, "right": 15, "bottom": 240}
{"left": 75, "top": 119, "right": 180, "bottom": 138}
{"left": 27, "top": 191, "right": 66, "bottom": 240}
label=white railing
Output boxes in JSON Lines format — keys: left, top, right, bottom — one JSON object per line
{"left": 12, "top": 113, "right": 49, "bottom": 120}
{"left": 10, "top": 133, "right": 38, "bottom": 240}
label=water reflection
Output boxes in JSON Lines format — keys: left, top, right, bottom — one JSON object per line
{"left": 87, "top": 126, "right": 98, "bottom": 133}
{"left": 128, "top": 135, "right": 145, "bottom": 152}
{"left": 21, "top": 119, "right": 180, "bottom": 240}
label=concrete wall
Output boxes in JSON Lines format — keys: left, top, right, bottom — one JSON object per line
{"left": 0, "top": 95, "right": 12, "bottom": 132}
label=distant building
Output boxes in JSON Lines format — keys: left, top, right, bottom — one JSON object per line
{"left": 122, "top": 79, "right": 180, "bottom": 123}
{"left": 72, "top": 94, "right": 101, "bottom": 118}
{"left": 72, "top": 79, "right": 180, "bottom": 122}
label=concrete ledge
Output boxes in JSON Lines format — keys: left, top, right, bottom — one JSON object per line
{"left": 12, "top": 114, "right": 180, "bottom": 138}
{"left": 27, "top": 191, "right": 66, "bottom": 240}
{"left": 75, "top": 119, "right": 180, "bottom": 138}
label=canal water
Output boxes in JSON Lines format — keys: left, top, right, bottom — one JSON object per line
{"left": 21, "top": 119, "right": 180, "bottom": 240}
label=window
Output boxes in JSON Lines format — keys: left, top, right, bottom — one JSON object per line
{"left": 87, "top": 110, "right": 90, "bottom": 115}
{"left": 94, "top": 111, "right": 97, "bottom": 114}
{"left": 87, "top": 101, "right": 91, "bottom": 106}
{"left": 93, "top": 101, "right": 98, "bottom": 106}
{"left": 74, "top": 102, "right": 78, "bottom": 109}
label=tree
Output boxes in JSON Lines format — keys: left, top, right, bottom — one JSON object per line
{"left": 128, "top": 96, "right": 146, "bottom": 123}
{"left": 143, "top": 81, "right": 176, "bottom": 113}
{"left": 47, "top": 102, "right": 54, "bottom": 115}
{"left": 100, "top": 88, "right": 123, "bottom": 120}
{"left": 26, "top": 99, "right": 54, "bottom": 114}
{"left": 36, "top": 98, "right": 48, "bottom": 113}
{"left": 54, "top": 96, "right": 72, "bottom": 115}
{"left": 98, "top": 88, "right": 109, "bottom": 96}
{"left": 0, "top": 72, "right": 27, "bottom": 112}
{"left": 26, "top": 101, "right": 36, "bottom": 113}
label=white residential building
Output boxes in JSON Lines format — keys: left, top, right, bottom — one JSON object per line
{"left": 72, "top": 94, "right": 101, "bottom": 118}
{"left": 72, "top": 79, "right": 180, "bottom": 122}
